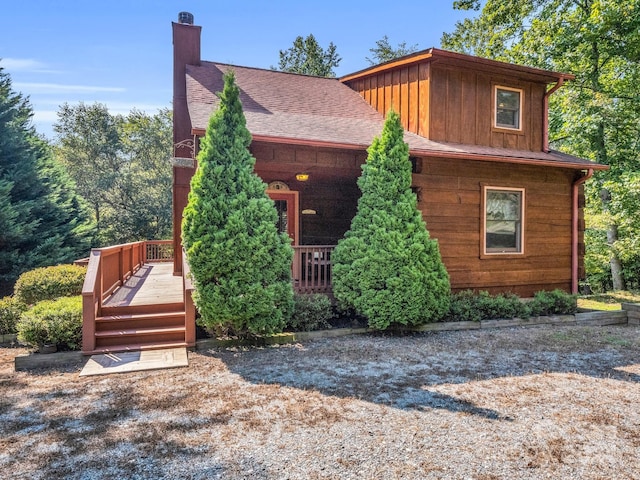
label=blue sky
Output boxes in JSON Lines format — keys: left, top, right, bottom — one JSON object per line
{"left": 0, "top": 1, "right": 474, "bottom": 139}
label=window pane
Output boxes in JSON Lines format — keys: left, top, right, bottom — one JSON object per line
{"left": 486, "top": 189, "right": 522, "bottom": 252}
{"left": 497, "top": 89, "right": 519, "bottom": 109}
{"left": 274, "top": 199, "right": 288, "bottom": 234}
{"left": 496, "top": 88, "right": 520, "bottom": 129}
{"left": 486, "top": 220, "right": 518, "bottom": 249}
{"left": 496, "top": 110, "right": 518, "bottom": 128}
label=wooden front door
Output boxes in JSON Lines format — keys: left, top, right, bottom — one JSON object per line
{"left": 267, "top": 190, "right": 299, "bottom": 245}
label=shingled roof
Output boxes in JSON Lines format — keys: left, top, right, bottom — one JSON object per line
{"left": 185, "top": 62, "right": 605, "bottom": 170}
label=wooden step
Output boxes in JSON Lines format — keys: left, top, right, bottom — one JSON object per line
{"left": 95, "top": 325, "right": 186, "bottom": 348}
{"left": 96, "top": 311, "right": 186, "bottom": 331}
{"left": 95, "top": 326, "right": 186, "bottom": 338}
{"left": 85, "top": 341, "right": 189, "bottom": 355}
{"left": 101, "top": 302, "right": 184, "bottom": 316}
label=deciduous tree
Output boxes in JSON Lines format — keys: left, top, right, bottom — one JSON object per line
{"left": 54, "top": 105, "right": 173, "bottom": 246}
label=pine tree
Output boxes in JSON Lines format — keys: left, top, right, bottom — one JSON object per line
{"left": 182, "top": 72, "right": 294, "bottom": 335}
{"left": 276, "top": 34, "right": 341, "bottom": 77}
{"left": 332, "top": 111, "right": 450, "bottom": 329}
{"left": 0, "top": 67, "right": 93, "bottom": 295}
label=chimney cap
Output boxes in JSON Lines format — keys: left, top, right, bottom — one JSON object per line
{"left": 178, "top": 12, "right": 194, "bottom": 25}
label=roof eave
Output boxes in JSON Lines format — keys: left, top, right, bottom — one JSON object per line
{"left": 340, "top": 47, "right": 574, "bottom": 84}
{"left": 191, "top": 128, "right": 607, "bottom": 170}
{"left": 408, "top": 147, "right": 607, "bottom": 170}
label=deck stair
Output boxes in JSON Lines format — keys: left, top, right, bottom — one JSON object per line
{"left": 89, "top": 303, "right": 188, "bottom": 354}
{"left": 81, "top": 243, "right": 195, "bottom": 355}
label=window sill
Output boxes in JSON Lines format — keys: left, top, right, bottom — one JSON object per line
{"left": 491, "top": 126, "right": 525, "bottom": 135}
{"left": 480, "top": 251, "right": 526, "bottom": 260}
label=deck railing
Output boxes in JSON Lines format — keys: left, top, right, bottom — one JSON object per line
{"left": 146, "top": 240, "right": 174, "bottom": 262}
{"left": 293, "top": 245, "right": 334, "bottom": 294}
{"left": 81, "top": 240, "right": 174, "bottom": 352}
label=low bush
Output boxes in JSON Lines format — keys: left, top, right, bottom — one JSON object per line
{"left": 447, "top": 290, "right": 530, "bottom": 322}
{"left": 17, "top": 296, "right": 83, "bottom": 350}
{"left": 287, "top": 294, "right": 335, "bottom": 332}
{"left": 0, "top": 297, "right": 26, "bottom": 335}
{"left": 14, "top": 264, "right": 86, "bottom": 305}
{"left": 529, "top": 289, "right": 578, "bottom": 316}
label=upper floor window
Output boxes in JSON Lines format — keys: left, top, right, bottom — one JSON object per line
{"left": 494, "top": 86, "right": 522, "bottom": 130}
{"left": 483, "top": 186, "right": 525, "bottom": 255}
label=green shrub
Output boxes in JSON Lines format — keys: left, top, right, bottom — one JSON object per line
{"left": 332, "top": 111, "right": 450, "bottom": 330}
{"left": 448, "top": 290, "right": 530, "bottom": 322}
{"left": 288, "top": 294, "right": 335, "bottom": 331}
{"left": 14, "top": 264, "right": 86, "bottom": 305}
{"left": 17, "top": 296, "right": 83, "bottom": 349}
{"left": 529, "top": 289, "right": 577, "bottom": 316}
{"left": 0, "top": 296, "right": 26, "bottom": 335}
{"left": 182, "top": 71, "right": 293, "bottom": 336}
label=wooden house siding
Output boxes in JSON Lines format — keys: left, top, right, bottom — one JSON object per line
{"left": 413, "top": 157, "right": 578, "bottom": 297}
{"left": 348, "top": 63, "right": 430, "bottom": 137}
{"left": 345, "top": 63, "right": 547, "bottom": 152}
{"left": 251, "top": 143, "right": 582, "bottom": 296}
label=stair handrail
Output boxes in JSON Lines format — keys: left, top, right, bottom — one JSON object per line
{"left": 81, "top": 240, "right": 147, "bottom": 353}
{"left": 182, "top": 248, "right": 196, "bottom": 347}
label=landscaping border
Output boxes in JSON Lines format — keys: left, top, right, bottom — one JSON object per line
{"left": 13, "top": 306, "right": 637, "bottom": 371}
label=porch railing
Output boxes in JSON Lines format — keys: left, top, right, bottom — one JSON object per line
{"left": 81, "top": 240, "right": 174, "bottom": 352}
{"left": 146, "top": 240, "right": 174, "bottom": 262}
{"left": 293, "top": 245, "right": 334, "bottom": 294}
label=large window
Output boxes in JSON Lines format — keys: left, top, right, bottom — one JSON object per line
{"left": 483, "top": 187, "right": 524, "bottom": 255}
{"left": 494, "top": 86, "right": 522, "bottom": 130}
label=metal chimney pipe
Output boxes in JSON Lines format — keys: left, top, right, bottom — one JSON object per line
{"left": 178, "top": 12, "right": 194, "bottom": 25}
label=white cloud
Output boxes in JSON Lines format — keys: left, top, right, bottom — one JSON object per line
{"left": 0, "top": 58, "right": 62, "bottom": 74}
{"left": 14, "top": 82, "right": 126, "bottom": 94}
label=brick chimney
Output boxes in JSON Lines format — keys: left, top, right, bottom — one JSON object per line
{"left": 172, "top": 12, "right": 201, "bottom": 158}
{"left": 172, "top": 12, "right": 201, "bottom": 275}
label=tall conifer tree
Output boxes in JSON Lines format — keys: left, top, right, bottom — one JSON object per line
{"left": 332, "top": 112, "right": 450, "bottom": 329}
{"left": 0, "top": 67, "right": 92, "bottom": 295}
{"left": 182, "top": 72, "right": 293, "bottom": 335}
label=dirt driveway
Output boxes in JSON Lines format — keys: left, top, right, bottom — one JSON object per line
{"left": 1, "top": 324, "right": 639, "bottom": 479}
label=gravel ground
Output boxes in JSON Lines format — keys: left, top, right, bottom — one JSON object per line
{"left": 1, "top": 324, "right": 639, "bottom": 479}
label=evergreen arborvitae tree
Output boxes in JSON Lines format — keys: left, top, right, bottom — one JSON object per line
{"left": 182, "top": 72, "right": 294, "bottom": 335}
{"left": 0, "top": 67, "right": 93, "bottom": 295}
{"left": 332, "top": 111, "right": 450, "bottom": 329}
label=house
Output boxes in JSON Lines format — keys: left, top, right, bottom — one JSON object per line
{"left": 171, "top": 13, "right": 606, "bottom": 298}
{"left": 81, "top": 13, "right": 606, "bottom": 354}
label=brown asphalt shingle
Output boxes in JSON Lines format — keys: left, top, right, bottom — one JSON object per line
{"left": 185, "top": 62, "right": 604, "bottom": 170}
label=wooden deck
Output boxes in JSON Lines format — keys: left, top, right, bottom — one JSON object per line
{"left": 103, "top": 263, "right": 183, "bottom": 308}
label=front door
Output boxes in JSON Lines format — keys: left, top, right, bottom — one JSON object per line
{"left": 267, "top": 190, "right": 299, "bottom": 245}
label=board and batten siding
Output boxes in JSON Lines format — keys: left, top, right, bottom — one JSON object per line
{"left": 345, "top": 62, "right": 547, "bottom": 152}
{"left": 414, "top": 157, "right": 579, "bottom": 297}
{"left": 348, "top": 63, "right": 430, "bottom": 137}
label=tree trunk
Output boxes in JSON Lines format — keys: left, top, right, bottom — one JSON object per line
{"left": 607, "top": 223, "right": 626, "bottom": 291}
{"left": 601, "top": 188, "right": 626, "bottom": 291}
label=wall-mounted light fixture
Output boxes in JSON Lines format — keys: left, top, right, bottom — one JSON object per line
{"left": 295, "top": 173, "right": 310, "bottom": 182}
{"left": 301, "top": 209, "right": 317, "bottom": 215}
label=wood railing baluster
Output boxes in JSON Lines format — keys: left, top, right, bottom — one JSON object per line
{"left": 291, "top": 245, "right": 335, "bottom": 294}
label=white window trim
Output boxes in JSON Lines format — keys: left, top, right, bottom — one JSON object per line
{"left": 482, "top": 186, "right": 525, "bottom": 256}
{"left": 494, "top": 85, "right": 523, "bottom": 132}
